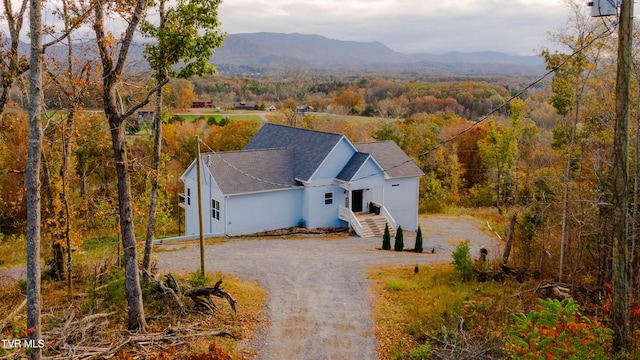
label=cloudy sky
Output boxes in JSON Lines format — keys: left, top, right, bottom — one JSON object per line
{"left": 216, "top": 0, "right": 616, "bottom": 55}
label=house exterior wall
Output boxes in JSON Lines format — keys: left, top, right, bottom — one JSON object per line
{"left": 303, "top": 183, "right": 347, "bottom": 229}
{"left": 225, "top": 189, "right": 304, "bottom": 235}
{"left": 349, "top": 160, "right": 385, "bottom": 212}
{"left": 302, "top": 138, "right": 355, "bottom": 229}
{"left": 311, "top": 138, "right": 355, "bottom": 181}
{"left": 383, "top": 177, "right": 420, "bottom": 231}
{"left": 183, "top": 160, "right": 226, "bottom": 236}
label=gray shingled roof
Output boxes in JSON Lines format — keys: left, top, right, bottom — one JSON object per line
{"left": 336, "top": 152, "right": 370, "bottom": 181}
{"left": 354, "top": 141, "right": 424, "bottom": 179}
{"left": 244, "top": 123, "right": 344, "bottom": 182}
{"left": 202, "top": 148, "right": 300, "bottom": 195}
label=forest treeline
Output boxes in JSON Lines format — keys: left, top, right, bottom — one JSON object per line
{"left": 1, "top": 0, "right": 640, "bottom": 356}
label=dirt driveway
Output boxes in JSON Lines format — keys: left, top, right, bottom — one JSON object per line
{"left": 155, "top": 215, "right": 499, "bottom": 360}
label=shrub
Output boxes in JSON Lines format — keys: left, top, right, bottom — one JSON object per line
{"left": 188, "top": 271, "right": 209, "bottom": 288}
{"left": 382, "top": 224, "right": 391, "bottom": 250}
{"left": 409, "top": 343, "right": 431, "bottom": 359}
{"left": 452, "top": 241, "right": 473, "bottom": 281}
{"left": 394, "top": 226, "right": 404, "bottom": 251}
{"left": 414, "top": 226, "right": 423, "bottom": 253}
{"left": 504, "top": 298, "right": 612, "bottom": 359}
{"left": 207, "top": 116, "right": 217, "bottom": 126}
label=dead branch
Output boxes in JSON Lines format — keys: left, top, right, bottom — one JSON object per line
{"left": 184, "top": 279, "right": 237, "bottom": 314}
{"left": 427, "top": 333, "right": 497, "bottom": 360}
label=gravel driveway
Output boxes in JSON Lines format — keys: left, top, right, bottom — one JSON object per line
{"left": 155, "top": 215, "right": 499, "bottom": 360}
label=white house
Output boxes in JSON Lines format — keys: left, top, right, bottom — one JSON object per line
{"left": 180, "top": 123, "right": 424, "bottom": 237}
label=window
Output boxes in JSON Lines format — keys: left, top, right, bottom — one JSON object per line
{"left": 187, "top": 188, "right": 191, "bottom": 205}
{"left": 212, "top": 199, "right": 220, "bottom": 220}
{"left": 324, "top": 192, "right": 333, "bottom": 205}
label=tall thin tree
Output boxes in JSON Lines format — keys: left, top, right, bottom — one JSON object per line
{"left": 93, "top": 0, "right": 155, "bottom": 331}
{"left": 611, "top": 0, "right": 634, "bottom": 352}
{"left": 26, "top": 0, "right": 43, "bottom": 356}
{"left": 141, "top": 0, "right": 225, "bottom": 272}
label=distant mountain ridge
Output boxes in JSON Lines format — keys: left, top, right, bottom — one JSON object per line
{"left": 7, "top": 32, "right": 546, "bottom": 77}
{"left": 212, "top": 32, "right": 546, "bottom": 76}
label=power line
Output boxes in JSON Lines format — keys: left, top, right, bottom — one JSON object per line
{"left": 196, "top": 23, "right": 618, "bottom": 189}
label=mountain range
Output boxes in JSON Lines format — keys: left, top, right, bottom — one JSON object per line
{"left": 211, "top": 32, "right": 547, "bottom": 76}
{"left": 12, "top": 32, "right": 547, "bottom": 77}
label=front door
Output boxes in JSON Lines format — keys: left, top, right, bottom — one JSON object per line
{"left": 352, "top": 189, "right": 363, "bottom": 213}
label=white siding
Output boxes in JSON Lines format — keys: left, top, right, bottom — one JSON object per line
{"left": 348, "top": 157, "right": 385, "bottom": 189}
{"left": 311, "top": 138, "right": 355, "bottom": 180}
{"left": 303, "top": 184, "right": 347, "bottom": 229}
{"left": 383, "top": 177, "right": 420, "bottom": 231}
{"left": 225, "top": 189, "right": 304, "bottom": 235}
{"left": 182, "top": 163, "right": 201, "bottom": 236}
{"left": 183, "top": 160, "right": 226, "bottom": 236}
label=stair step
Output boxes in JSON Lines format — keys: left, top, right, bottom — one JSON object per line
{"left": 357, "top": 215, "right": 394, "bottom": 238}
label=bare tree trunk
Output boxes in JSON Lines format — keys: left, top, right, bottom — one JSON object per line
{"left": 61, "top": 108, "right": 74, "bottom": 296}
{"left": 630, "top": 70, "right": 640, "bottom": 331}
{"left": 502, "top": 213, "right": 517, "bottom": 265}
{"left": 41, "top": 152, "right": 65, "bottom": 281}
{"left": 61, "top": 0, "right": 76, "bottom": 297}
{"left": 612, "top": 0, "right": 633, "bottom": 352}
{"left": 143, "top": 0, "right": 166, "bottom": 272}
{"left": 93, "top": 0, "right": 151, "bottom": 332}
{"left": 26, "top": 0, "right": 43, "bottom": 356}
{"left": 109, "top": 117, "right": 148, "bottom": 331}
{"left": 495, "top": 170, "right": 502, "bottom": 215}
{"left": 143, "top": 89, "right": 163, "bottom": 272}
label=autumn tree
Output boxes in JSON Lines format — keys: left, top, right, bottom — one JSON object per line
{"left": 478, "top": 117, "right": 518, "bottom": 215}
{"left": 0, "top": 0, "right": 28, "bottom": 116}
{"left": 165, "top": 78, "right": 197, "bottom": 109}
{"left": 41, "top": 0, "right": 94, "bottom": 289}
{"left": 333, "top": 89, "right": 364, "bottom": 115}
{"left": 93, "top": 0, "right": 157, "bottom": 331}
{"left": 141, "top": 0, "right": 224, "bottom": 272}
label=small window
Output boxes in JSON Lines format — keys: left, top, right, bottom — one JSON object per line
{"left": 212, "top": 199, "right": 220, "bottom": 220}
{"left": 324, "top": 192, "right": 333, "bottom": 205}
{"left": 187, "top": 188, "right": 191, "bottom": 205}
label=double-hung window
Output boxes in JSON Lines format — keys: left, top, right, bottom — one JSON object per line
{"left": 324, "top": 192, "right": 333, "bottom": 205}
{"left": 212, "top": 199, "right": 220, "bottom": 220}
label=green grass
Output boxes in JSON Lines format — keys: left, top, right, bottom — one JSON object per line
{"left": 311, "top": 113, "right": 397, "bottom": 124}
{"left": 174, "top": 114, "right": 263, "bottom": 122}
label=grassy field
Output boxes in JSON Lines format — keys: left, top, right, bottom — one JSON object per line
{"left": 174, "top": 113, "right": 264, "bottom": 122}
{"left": 309, "top": 112, "right": 397, "bottom": 124}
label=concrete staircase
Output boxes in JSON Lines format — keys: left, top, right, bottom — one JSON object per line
{"left": 357, "top": 214, "right": 394, "bottom": 238}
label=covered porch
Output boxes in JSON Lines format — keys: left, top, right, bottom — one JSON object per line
{"left": 338, "top": 184, "right": 397, "bottom": 238}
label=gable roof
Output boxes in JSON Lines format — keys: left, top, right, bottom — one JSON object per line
{"left": 336, "top": 152, "right": 371, "bottom": 181}
{"left": 202, "top": 148, "right": 300, "bottom": 195}
{"left": 244, "top": 123, "right": 345, "bottom": 182}
{"left": 354, "top": 141, "right": 424, "bottom": 179}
